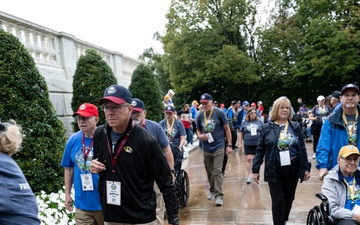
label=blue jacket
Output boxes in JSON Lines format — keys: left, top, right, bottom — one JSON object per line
{"left": 316, "top": 105, "right": 360, "bottom": 170}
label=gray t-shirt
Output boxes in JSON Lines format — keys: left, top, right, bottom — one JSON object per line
{"left": 196, "top": 107, "right": 227, "bottom": 152}
{"left": 144, "top": 119, "right": 169, "bottom": 149}
{"left": 240, "top": 119, "right": 264, "bottom": 146}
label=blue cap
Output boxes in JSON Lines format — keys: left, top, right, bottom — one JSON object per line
{"left": 242, "top": 101, "right": 249, "bottom": 106}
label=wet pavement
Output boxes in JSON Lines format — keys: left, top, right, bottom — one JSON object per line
{"left": 165, "top": 140, "right": 323, "bottom": 225}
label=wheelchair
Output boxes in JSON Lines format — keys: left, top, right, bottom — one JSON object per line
{"left": 170, "top": 143, "right": 190, "bottom": 207}
{"left": 306, "top": 193, "right": 333, "bottom": 225}
{"left": 175, "top": 169, "right": 190, "bottom": 207}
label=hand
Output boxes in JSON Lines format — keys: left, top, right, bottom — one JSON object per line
{"left": 65, "top": 196, "right": 74, "bottom": 212}
{"left": 303, "top": 171, "right": 310, "bottom": 181}
{"left": 353, "top": 213, "right": 360, "bottom": 222}
{"left": 318, "top": 168, "right": 328, "bottom": 180}
{"left": 253, "top": 173, "right": 260, "bottom": 184}
{"left": 199, "top": 133, "right": 208, "bottom": 141}
{"left": 226, "top": 146, "right": 232, "bottom": 154}
{"left": 90, "top": 158, "right": 106, "bottom": 174}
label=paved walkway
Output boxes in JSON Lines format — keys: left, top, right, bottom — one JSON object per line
{"left": 166, "top": 140, "right": 323, "bottom": 225}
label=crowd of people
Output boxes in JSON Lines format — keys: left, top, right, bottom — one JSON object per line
{"left": 3, "top": 83, "right": 360, "bottom": 225}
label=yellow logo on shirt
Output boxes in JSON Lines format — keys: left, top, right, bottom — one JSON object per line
{"left": 124, "top": 146, "right": 133, "bottom": 153}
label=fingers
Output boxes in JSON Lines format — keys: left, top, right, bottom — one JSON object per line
{"left": 90, "top": 158, "right": 106, "bottom": 174}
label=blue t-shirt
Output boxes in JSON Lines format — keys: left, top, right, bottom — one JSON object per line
{"left": 344, "top": 176, "right": 360, "bottom": 210}
{"left": 190, "top": 106, "right": 197, "bottom": 120}
{"left": 60, "top": 130, "right": 102, "bottom": 211}
{"left": 240, "top": 119, "right": 264, "bottom": 146}
{"left": 144, "top": 119, "right": 169, "bottom": 149}
{"left": 276, "top": 124, "right": 299, "bottom": 166}
{"left": 159, "top": 118, "right": 186, "bottom": 147}
{"left": 196, "top": 107, "right": 227, "bottom": 152}
{"left": 0, "top": 154, "right": 40, "bottom": 225}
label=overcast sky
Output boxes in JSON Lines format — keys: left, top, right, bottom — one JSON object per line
{"left": 1, "top": 0, "right": 171, "bottom": 59}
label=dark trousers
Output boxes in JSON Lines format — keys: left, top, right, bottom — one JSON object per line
{"left": 312, "top": 130, "right": 320, "bottom": 153}
{"left": 231, "top": 129, "right": 237, "bottom": 149}
{"left": 268, "top": 166, "right": 299, "bottom": 225}
{"left": 334, "top": 219, "right": 357, "bottom": 225}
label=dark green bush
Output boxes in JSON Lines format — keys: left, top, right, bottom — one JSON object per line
{"left": 71, "top": 49, "right": 117, "bottom": 131}
{"left": 0, "top": 29, "right": 66, "bottom": 194}
{"left": 129, "top": 64, "right": 164, "bottom": 122}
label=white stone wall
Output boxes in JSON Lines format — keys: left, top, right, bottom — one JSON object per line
{"left": 0, "top": 11, "right": 141, "bottom": 137}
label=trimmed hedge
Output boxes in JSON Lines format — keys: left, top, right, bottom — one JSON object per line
{"left": 71, "top": 49, "right": 117, "bottom": 131}
{"left": 0, "top": 29, "right": 66, "bottom": 194}
{"left": 129, "top": 64, "right": 164, "bottom": 122}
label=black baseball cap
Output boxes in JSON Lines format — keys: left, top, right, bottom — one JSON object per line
{"left": 131, "top": 98, "right": 145, "bottom": 112}
{"left": 341, "top": 84, "right": 360, "bottom": 95}
{"left": 98, "top": 85, "right": 132, "bottom": 105}
{"left": 329, "top": 91, "right": 341, "bottom": 100}
{"left": 164, "top": 105, "right": 176, "bottom": 113}
{"left": 200, "top": 93, "right": 213, "bottom": 103}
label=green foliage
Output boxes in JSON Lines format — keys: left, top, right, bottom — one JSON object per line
{"left": 71, "top": 49, "right": 117, "bottom": 131}
{"left": 0, "top": 29, "right": 66, "bottom": 193}
{"left": 128, "top": 64, "right": 164, "bottom": 122}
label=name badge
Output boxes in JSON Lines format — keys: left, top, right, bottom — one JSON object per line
{"left": 80, "top": 174, "right": 94, "bottom": 191}
{"left": 279, "top": 150, "right": 291, "bottom": 166}
{"left": 106, "top": 181, "right": 121, "bottom": 206}
{"left": 251, "top": 127, "right": 257, "bottom": 136}
{"left": 206, "top": 133, "right": 214, "bottom": 143}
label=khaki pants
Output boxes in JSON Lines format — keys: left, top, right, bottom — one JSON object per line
{"left": 105, "top": 221, "right": 156, "bottom": 225}
{"left": 154, "top": 184, "right": 165, "bottom": 225}
{"left": 75, "top": 207, "right": 104, "bottom": 225}
{"left": 203, "top": 148, "right": 224, "bottom": 197}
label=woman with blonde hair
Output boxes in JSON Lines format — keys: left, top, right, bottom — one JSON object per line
{"left": 0, "top": 121, "right": 40, "bottom": 224}
{"left": 239, "top": 107, "right": 264, "bottom": 183}
{"left": 252, "top": 96, "right": 311, "bottom": 225}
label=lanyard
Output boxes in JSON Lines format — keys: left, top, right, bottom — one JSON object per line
{"left": 204, "top": 107, "right": 214, "bottom": 127}
{"left": 166, "top": 119, "right": 174, "bottom": 136}
{"left": 106, "top": 122, "right": 134, "bottom": 174}
{"left": 278, "top": 121, "right": 289, "bottom": 141}
{"left": 342, "top": 110, "right": 358, "bottom": 141}
{"left": 344, "top": 176, "right": 356, "bottom": 202}
{"left": 82, "top": 132, "right": 94, "bottom": 163}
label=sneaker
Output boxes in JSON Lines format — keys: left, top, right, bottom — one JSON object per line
{"left": 183, "top": 150, "right": 189, "bottom": 159}
{"left": 188, "top": 143, "right": 193, "bottom": 147}
{"left": 312, "top": 154, "right": 316, "bottom": 159}
{"left": 246, "top": 177, "right": 253, "bottom": 184}
{"left": 215, "top": 196, "right": 223, "bottom": 206}
{"left": 207, "top": 192, "right": 215, "bottom": 200}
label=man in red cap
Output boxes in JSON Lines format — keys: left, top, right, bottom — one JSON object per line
{"left": 90, "top": 85, "right": 179, "bottom": 225}
{"left": 61, "top": 103, "right": 103, "bottom": 225}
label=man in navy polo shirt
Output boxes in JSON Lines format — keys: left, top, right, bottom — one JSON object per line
{"left": 131, "top": 98, "right": 176, "bottom": 225}
{"left": 196, "top": 93, "right": 232, "bottom": 206}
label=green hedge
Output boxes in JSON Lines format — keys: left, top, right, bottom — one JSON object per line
{"left": 0, "top": 29, "right": 66, "bottom": 194}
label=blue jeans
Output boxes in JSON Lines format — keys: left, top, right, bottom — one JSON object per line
{"left": 306, "top": 127, "right": 312, "bottom": 138}
{"left": 185, "top": 128, "right": 193, "bottom": 144}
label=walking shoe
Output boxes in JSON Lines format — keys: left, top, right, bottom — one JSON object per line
{"left": 246, "top": 177, "right": 253, "bottom": 184}
{"left": 183, "top": 150, "right": 189, "bottom": 159}
{"left": 207, "top": 192, "right": 215, "bottom": 200}
{"left": 215, "top": 196, "right": 223, "bottom": 206}
{"left": 312, "top": 154, "right": 316, "bottom": 159}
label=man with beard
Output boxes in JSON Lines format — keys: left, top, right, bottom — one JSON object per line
{"left": 316, "top": 84, "right": 360, "bottom": 180}
{"left": 130, "top": 98, "right": 175, "bottom": 225}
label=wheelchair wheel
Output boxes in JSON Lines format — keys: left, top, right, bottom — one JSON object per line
{"left": 306, "top": 206, "right": 326, "bottom": 225}
{"left": 178, "top": 169, "right": 190, "bottom": 207}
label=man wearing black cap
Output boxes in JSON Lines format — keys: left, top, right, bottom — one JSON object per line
{"left": 131, "top": 98, "right": 176, "bottom": 225}
{"left": 316, "top": 84, "right": 360, "bottom": 180}
{"left": 196, "top": 93, "right": 232, "bottom": 206}
{"left": 89, "top": 85, "right": 179, "bottom": 225}
{"left": 329, "top": 91, "right": 341, "bottom": 112}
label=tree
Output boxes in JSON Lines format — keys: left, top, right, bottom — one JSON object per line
{"left": 71, "top": 49, "right": 117, "bottom": 131}
{"left": 128, "top": 64, "right": 164, "bottom": 122}
{"left": 161, "top": 0, "right": 260, "bottom": 102}
{"left": 0, "top": 29, "right": 67, "bottom": 193}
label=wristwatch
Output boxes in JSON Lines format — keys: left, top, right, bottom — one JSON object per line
{"left": 227, "top": 144, "right": 232, "bottom": 147}
{"left": 169, "top": 217, "right": 180, "bottom": 225}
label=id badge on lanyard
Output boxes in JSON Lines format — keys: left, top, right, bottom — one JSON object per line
{"left": 80, "top": 173, "right": 94, "bottom": 191}
{"left": 106, "top": 181, "right": 121, "bottom": 206}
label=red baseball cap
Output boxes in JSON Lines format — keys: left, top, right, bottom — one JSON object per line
{"left": 73, "top": 103, "right": 98, "bottom": 117}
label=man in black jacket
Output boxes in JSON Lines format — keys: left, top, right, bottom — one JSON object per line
{"left": 90, "top": 85, "right": 179, "bottom": 225}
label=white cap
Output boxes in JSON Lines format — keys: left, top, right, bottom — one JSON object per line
{"left": 168, "top": 89, "right": 175, "bottom": 95}
{"left": 317, "top": 95, "right": 325, "bottom": 101}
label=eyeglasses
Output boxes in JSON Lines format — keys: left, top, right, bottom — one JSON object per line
{"left": 103, "top": 104, "right": 129, "bottom": 112}
{"left": 279, "top": 106, "right": 290, "bottom": 110}
{"left": 75, "top": 116, "right": 95, "bottom": 121}
{"left": 340, "top": 156, "right": 359, "bottom": 163}
{"left": 250, "top": 112, "right": 257, "bottom": 115}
